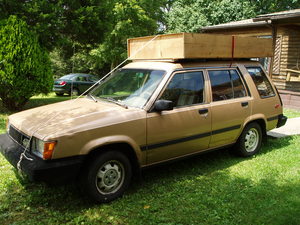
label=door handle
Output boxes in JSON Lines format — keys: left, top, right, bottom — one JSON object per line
{"left": 199, "top": 108, "right": 208, "bottom": 114}
{"left": 241, "top": 102, "right": 248, "bottom": 107}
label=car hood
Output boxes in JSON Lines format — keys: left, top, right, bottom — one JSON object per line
{"left": 8, "top": 97, "right": 145, "bottom": 140}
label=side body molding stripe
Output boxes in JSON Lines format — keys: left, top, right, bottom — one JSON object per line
{"left": 141, "top": 124, "right": 241, "bottom": 151}
{"left": 267, "top": 115, "right": 279, "bottom": 121}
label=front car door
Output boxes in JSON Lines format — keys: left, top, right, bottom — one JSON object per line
{"left": 145, "top": 70, "right": 212, "bottom": 165}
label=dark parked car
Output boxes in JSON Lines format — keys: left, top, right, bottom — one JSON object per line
{"left": 53, "top": 73, "right": 99, "bottom": 96}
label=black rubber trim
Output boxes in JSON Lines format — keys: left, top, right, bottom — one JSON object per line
{"left": 267, "top": 115, "right": 279, "bottom": 121}
{"left": 274, "top": 86, "right": 283, "bottom": 106}
{"left": 277, "top": 114, "right": 287, "bottom": 128}
{"left": 174, "top": 66, "right": 238, "bottom": 72}
{"left": 211, "top": 125, "right": 241, "bottom": 135}
{"left": 141, "top": 124, "right": 241, "bottom": 151}
{"left": 142, "top": 132, "right": 211, "bottom": 151}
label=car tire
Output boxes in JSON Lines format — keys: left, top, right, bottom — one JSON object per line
{"left": 80, "top": 151, "right": 132, "bottom": 203}
{"left": 70, "top": 88, "right": 79, "bottom": 96}
{"left": 232, "top": 122, "right": 262, "bottom": 157}
{"left": 55, "top": 93, "right": 64, "bottom": 96}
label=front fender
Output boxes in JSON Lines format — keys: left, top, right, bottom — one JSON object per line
{"left": 80, "top": 135, "right": 144, "bottom": 164}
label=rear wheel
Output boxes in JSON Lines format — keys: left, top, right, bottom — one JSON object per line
{"left": 232, "top": 122, "right": 262, "bottom": 157}
{"left": 55, "top": 93, "right": 64, "bottom": 96}
{"left": 80, "top": 151, "right": 132, "bottom": 203}
{"left": 70, "top": 88, "right": 79, "bottom": 96}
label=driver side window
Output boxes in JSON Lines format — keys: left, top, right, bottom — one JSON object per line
{"left": 160, "top": 71, "right": 205, "bottom": 107}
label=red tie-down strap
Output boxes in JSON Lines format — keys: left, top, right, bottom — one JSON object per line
{"left": 230, "top": 36, "right": 235, "bottom": 67}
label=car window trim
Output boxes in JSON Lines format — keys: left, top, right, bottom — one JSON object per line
{"left": 245, "top": 66, "right": 276, "bottom": 99}
{"left": 206, "top": 68, "right": 248, "bottom": 102}
{"left": 148, "top": 69, "right": 207, "bottom": 113}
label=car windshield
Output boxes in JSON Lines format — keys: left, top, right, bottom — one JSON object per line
{"left": 60, "top": 74, "right": 77, "bottom": 80}
{"left": 91, "top": 69, "right": 166, "bottom": 108}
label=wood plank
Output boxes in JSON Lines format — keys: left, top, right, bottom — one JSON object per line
{"left": 127, "top": 33, "right": 184, "bottom": 60}
{"left": 128, "top": 33, "right": 273, "bottom": 60}
{"left": 279, "top": 58, "right": 299, "bottom": 62}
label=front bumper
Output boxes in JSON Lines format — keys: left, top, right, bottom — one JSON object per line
{"left": 0, "top": 134, "right": 85, "bottom": 183}
{"left": 53, "top": 87, "right": 68, "bottom": 94}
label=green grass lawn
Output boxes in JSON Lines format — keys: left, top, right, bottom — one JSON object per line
{"left": 284, "top": 108, "right": 300, "bottom": 118}
{"left": 0, "top": 95, "right": 300, "bottom": 224}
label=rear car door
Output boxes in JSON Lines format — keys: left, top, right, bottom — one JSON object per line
{"left": 207, "top": 68, "right": 252, "bottom": 148}
{"left": 145, "top": 70, "right": 212, "bottom": 164}
{"left": 76, "top": 75, "right": 94, "bottom": 93}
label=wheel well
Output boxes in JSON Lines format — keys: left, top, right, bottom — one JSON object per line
{"left": 83, "top": 143, "right": 141, "bottom": 177}
{"left": 246, "top": 119, "right": 266, "bottom": 136}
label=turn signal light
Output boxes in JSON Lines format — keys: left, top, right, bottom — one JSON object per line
{"left": 43, "top": 142, "right": 56, "bottom": 160}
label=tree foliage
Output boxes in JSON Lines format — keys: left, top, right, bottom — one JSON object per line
{"left": 0, "top": 16, "right": 53, "bottom": 110}
{"left": 0, "top": 0, "right": 108, "bottom": 51}
{"left": 90, "top": 0, "right": 164, "bottom": 70}
{"left": 166, "top": 0, "right": 256, "bottom": 33}
{"left": 1, "top": 0, "right": 300, "bottom": 84}
{"left": 249, "top": 0, "right": 300, "bottom": 15}
{"left": 165, "top": 0, "right": 300, "bottom": 33}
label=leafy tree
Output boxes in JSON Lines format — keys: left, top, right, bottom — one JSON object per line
{"left": 249, "top": 0, "right": 300, "bottom": 15}
{"left": 0, "top": 0, "right": 108, "bottom": 51}
{"left": 166, "top": 0, "right": 210, "bottom": 33}
{"left": 165, "top": 0, "right": 300, "bottom": 33}
{"left": 0, "top": 16, "right": 53, "bottom": 111}
{"left": 165, "top": 0, "right": 256, "bottom": 33}
{"left": 90, "top": 0, "right": 164, "bottom": 70}
{"left": 1, "top": 0, "right": 166, "bottom": 76}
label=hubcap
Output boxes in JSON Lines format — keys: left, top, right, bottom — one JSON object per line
{"left": 96, "top": 160, "right": 124, "bottom": 194}
{"left": 244, "top": 128, "right": 259, "bottom": 152}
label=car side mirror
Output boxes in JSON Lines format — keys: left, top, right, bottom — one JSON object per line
{"left": 154, "top": 100, "right": 173, "bottom": 112}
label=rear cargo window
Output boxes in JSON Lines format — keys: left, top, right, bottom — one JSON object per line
{"left": 208, "top": 70, "right": 246, "bottom": 101}
{"left": 160, "top": 71, "right": 204, "bottom": 107}
{"left": 246, "top": 67, "right": 275, "bottom": 98}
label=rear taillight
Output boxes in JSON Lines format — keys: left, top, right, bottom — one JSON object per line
{"left": 59, "top": 81, "right": 66, "bottom": 86}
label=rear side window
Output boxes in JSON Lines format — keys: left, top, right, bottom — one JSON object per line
{"left": 160, "top": 71, "right": 205, "bottom": 107}
{"left": 89, "top": 76, "right": 99, "bottom": 82}
{"left": 208, "top": 70, "right": 246, "bottom": 101}
{"left": 76, "top": 76, "right": 87, "bottom": 82}
{"left": 246, "top": 67, "right": 275, "bottom": 98}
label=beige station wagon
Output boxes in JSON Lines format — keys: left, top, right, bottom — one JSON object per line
{"left": 0, "top": 60, "right": 287, "bottom": 203}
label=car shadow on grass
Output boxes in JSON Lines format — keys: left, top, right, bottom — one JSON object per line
{"left": 0, "top": 136, "right": 297, "bottom": 224}
{"left": 135, "top": 135, "right": 295, "bottom": 188}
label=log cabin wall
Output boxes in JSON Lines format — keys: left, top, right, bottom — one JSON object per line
{"left": 272, "top": 27, "right": 300, "bottom": 92}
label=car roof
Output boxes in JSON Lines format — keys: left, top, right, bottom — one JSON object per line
{"left": 66, "top": 73, "right": 95, "bottom": 77}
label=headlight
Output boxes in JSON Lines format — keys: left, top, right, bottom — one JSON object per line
{"left": 32, "top": 138, "right": 56, "bottom": 160}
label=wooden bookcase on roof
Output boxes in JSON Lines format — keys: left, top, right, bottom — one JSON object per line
{"left": 127, "top": 33, "right": 273, "bottom": 60}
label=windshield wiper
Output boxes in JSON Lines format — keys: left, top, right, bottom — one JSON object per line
{"left": 103, "top": 97, "right": 128, "bottom": 109}
{"left": 87, "top": 93, "right": 98, "bottom": 103}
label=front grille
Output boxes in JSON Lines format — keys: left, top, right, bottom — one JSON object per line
{"left": 8, "top": 125, "right": 30, "bottom": 147}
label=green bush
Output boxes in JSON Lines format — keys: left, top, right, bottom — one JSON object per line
{"left": 0, "top": 16, "right": 53, "bottom": 111}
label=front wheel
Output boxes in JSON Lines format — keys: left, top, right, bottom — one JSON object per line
{"left": 232, "top": 122, "right": 262, "bottom": 157}
{"left": 80, "top": 151, "right": 132, "bottom": 203}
